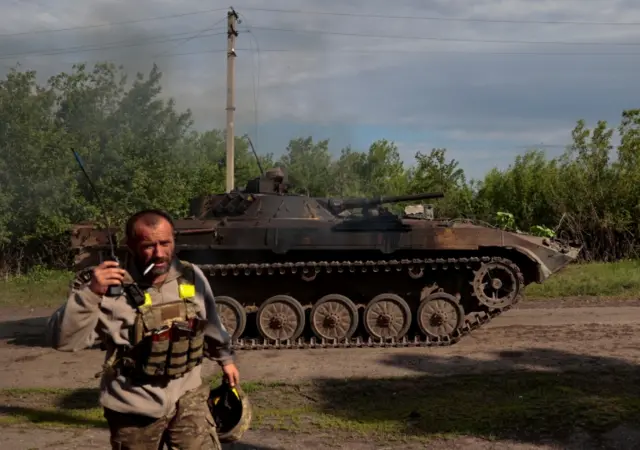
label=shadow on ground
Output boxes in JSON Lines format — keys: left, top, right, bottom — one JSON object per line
{"left": 0, "top": 316, "right": 51, "bottom": 347}
{"left": 0, "top": 387, "right": 104, "bottom": 429}
{"left": 382, "top": 346, "right": 637, "bottom": 375}
{"left": 0, "top": 390, "right": 101, "bottom": 435}
{"left": 4, "top": 346, "right": 640, "bottom": 448}
{"left": 221, "top": 443, "right": 280, "bottom": 450}
{"left": 0, "top": 315, "right": 103, "bottom": 349}
{"left": 305, "top": 348, "right": 640, "bottom": 449}
{"left": 0, "top": 387, "right": 278, "bottom": 449}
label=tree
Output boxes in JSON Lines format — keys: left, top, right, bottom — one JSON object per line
{"left": 278, "top": 137, "right": 333, "bottom": 196}
{"left": 2, "top": 61, "right": 640, "bottom": 274}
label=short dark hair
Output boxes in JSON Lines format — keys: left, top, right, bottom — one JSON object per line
{"left": 125, "top": 209, "right": 175, "bottom": 241}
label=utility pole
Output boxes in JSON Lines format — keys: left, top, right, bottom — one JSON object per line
{"left": 225, "top": 7, "right": 238, "bottom": 193}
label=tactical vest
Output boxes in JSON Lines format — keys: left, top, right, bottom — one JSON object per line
{"left": 101, "top": 261, "right": 207, "bottom": 381}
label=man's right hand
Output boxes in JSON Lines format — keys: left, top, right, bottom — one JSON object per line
{"left": 89, "top": 261, "right": 126, "bottom": 296}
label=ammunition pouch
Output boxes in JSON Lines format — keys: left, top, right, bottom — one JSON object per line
{"left": 108, "top": 262, "right": 207, "bottom": 382}
{"left": 136, "top": 316, "right": 207, "bottom": 378}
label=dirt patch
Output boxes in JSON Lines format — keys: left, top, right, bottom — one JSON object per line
{"left": 3, "top": 301, "right": 640, "bottom": 448}
{"left": 0, "top": 426, "right": 592, "bottom": 449}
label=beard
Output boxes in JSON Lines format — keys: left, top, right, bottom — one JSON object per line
{"left": 136, "top": 254, "right": 173, "bottom": 278}
{"left": 150, "top": 263, "right": 171, "bottom": 276}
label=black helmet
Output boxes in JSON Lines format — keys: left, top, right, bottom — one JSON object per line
{"left": 207, "top": 378, "right": 252, "bottom": 443}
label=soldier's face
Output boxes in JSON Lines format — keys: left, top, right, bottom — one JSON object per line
{"left": 130, "top": 218, "right": 175, "bottom": 276}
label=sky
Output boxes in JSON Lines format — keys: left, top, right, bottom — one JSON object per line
{"left": 1, "top": 0, "right": 639, "bottom": 181}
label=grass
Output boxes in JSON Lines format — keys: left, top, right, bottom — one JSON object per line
{"left": 2, "top": 260, "right": 640, "bottom": 307}
{"left": 525, "top": 259, "right": 640, "bottom": 299}
{"left": 2, "top": 371, "right": 640, "bottom": 443}
{"left": 0, "top": 267, "right": 74, "bottom": 308}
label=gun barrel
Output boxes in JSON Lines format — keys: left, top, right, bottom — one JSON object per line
{"left": 327, "top": 192, "right": 444, "bottom": 214}
{"left": 372, "top": 192, "right": 445, "bottom": 204}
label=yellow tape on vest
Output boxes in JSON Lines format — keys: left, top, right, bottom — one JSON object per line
{"left": 179, "top": 284, "right": 195, "bottom": 299}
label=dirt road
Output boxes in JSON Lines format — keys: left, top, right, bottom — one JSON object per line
{"left": 2, "top": 300, "right": 640, "bottom": 389}
{"left": 2, "top": 299, "right": 640, "bottom": 449}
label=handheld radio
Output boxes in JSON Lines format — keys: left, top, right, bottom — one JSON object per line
{"left": 70, "top": 149, "right": 123, "bottom": 297}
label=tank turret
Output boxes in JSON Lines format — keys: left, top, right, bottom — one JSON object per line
{"left": 188, "top": 167, "right": 300, "bottom": 219}
{"left": 244, "top": 167, "right": 290, "bottom": 194}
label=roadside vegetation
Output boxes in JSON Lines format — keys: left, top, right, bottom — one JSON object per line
{"left": 524, "top": 259, "right": 640, "bottom": 299}
{"left": 2, "top": 259, "right": 640, "bottom": 307}
{"left": 2, "top": 63, "right": 640, "bottom": 305}
{"left": 1, "top": 63, "right": 640, "bottom": 281}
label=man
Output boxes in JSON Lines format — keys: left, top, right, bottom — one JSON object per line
{"left": 46, "top": 209, "right": 239, "bottom": 449}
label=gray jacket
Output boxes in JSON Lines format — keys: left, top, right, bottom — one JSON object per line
{"left": 45, "top": 257, "right": 234, "bottom": 418}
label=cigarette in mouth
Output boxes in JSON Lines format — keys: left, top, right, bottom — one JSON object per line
{"left": 143, "top": 263, "right": 155, "bottom": 276}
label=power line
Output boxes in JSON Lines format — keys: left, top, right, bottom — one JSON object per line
{"left": 2, "top": 5, "right": 637, "bottom": 41}
{"left": 0, "top": 7, "right": 228, "bottom": 37}
{"left": 236, "top": 12, "right": 261, "bottom": 151}
{"left": 251, "top": 26, "right": 640, "bottom": 46}
{"left": 158, "top": 47, "right": 640, "bottom": 58}
{"left": 8, "top": 48, "right": 639, "bottom": 67}
{"left": 246, "top": 48, "right": 640, "bottom": 56}
{"left": 152, "top": 17, "right": 227, "bottom": 58}
{"left": 0, "top": 30, "right": 226, "bottom": 61}
{"left": 0, "top": 9, "right": 635, "bottom": 64}
{"left": 149, "top": 42, "right": 640, "bottom": 59}
{"left": 239, "top": 6, "right": 640, "bottom": 26}
{"left": 242, "top": 7, "right": 640, "bottom": 26}
{"left": 1, "top": 11, "right": 638, "bottom": 63}
{"left": 5, "top": 29, "right": 638, "bottom": 63}
{"left": 3, "top": 43, "right": 639, "bottom": 63}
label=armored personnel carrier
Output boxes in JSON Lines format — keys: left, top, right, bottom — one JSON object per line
{"left": 70, "top": 167, "right": 581, "bottom": 350}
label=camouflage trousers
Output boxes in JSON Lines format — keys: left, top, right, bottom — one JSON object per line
{"left": 104, "top": 384, "right": 222, "bottom": 450}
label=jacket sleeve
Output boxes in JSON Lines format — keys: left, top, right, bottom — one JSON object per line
{"left": 45, "top": 269, "right": 104, "bottom": 352}
{"left": 193, "top": 264, "right": 235, "bottom": 366}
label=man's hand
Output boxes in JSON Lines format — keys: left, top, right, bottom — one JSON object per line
{"left": 222, "top": 362, "right": 240, "bottom": 387}
{"left": 89, "top": 261, "right": 126, "bottom": 296}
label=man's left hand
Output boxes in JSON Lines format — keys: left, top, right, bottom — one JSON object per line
{"left": 222, "top": 362, "right": 240, "bottom": 387}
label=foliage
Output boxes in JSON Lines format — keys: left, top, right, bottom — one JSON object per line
{"left": 1, "top": 62, "right": 639, "bottom": 274}
{"left": 494, "top": 212, "right": 555, "bottom": 238}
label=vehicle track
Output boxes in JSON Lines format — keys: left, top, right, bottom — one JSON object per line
{"left": 200, "top": 255, "right": 526, "bottom": 349}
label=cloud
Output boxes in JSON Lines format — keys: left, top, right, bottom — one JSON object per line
{"left": 1, "top": 0, "right": 638, "bottom": 178}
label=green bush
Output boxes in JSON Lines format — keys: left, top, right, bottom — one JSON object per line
{"left": 1, "top": 63, "right": 639, "bottom": 275}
